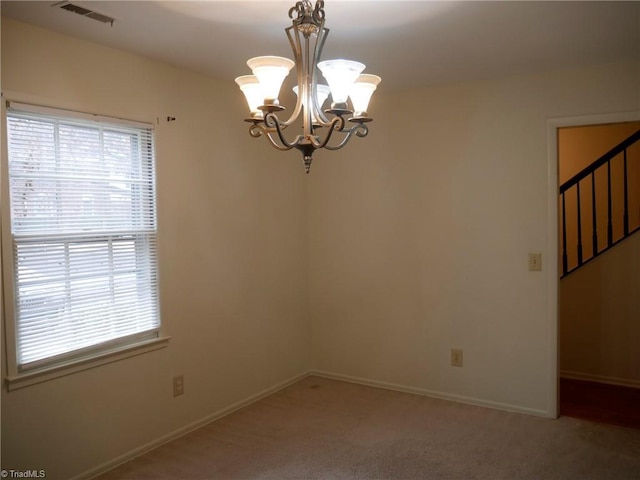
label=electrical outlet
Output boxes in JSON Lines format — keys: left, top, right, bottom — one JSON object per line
{"left": 451, "top": 349, "right": 463, "bottom": 367}
{"left": 173, "top": 375, "right": 184, "bottom": 397}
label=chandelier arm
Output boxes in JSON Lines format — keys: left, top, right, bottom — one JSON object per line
{"left": 249, "top": 122, "right": 279, "bottom": 138}
{"left": 264, "top": 131, "right": 296, "bottom": 152}
{"left": 322, "top": 123, "right": 369, "bottom": 151}
{"left": 249, "top": 118, "right": 295, "bottom": 152}
{"left": 265, "top": 112, "right": 297, "bottom": 150}
{"left": 308, "top": 115, "right": 344, "bottom": 149}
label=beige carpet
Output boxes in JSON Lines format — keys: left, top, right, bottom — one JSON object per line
{"left": 96, "top": 376, "right": 640, "bottom": 479}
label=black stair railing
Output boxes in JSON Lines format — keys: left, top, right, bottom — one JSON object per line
{"left": 559, "top": 128, "right": 640, "bottom": 277}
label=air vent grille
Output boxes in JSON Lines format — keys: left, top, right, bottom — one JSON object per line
{"left": 86, "top": 11, "right": 115, "bottom": 24}
{"left": 60, "top": 3, "right": 91, "bottom": 16}
{"left": 53, "top": 2, "right": 115, "bottom": 25}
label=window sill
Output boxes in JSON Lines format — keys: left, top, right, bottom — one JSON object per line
{"left": 5, "top": 336, "right": 170, "bottom": 391}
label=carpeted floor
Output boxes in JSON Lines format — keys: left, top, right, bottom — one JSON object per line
{"left": 96, "top": 376, "right": 640, "bottom": 480}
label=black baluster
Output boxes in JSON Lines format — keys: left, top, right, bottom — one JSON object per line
{"left": 607, "top": 160, "right": 613, "bottom": 246}
{"left": 577, "top": 182, "right": 583, "bottom": 266}
{"left": 562, "top": 192, "right": 568, "bottom": 275}
{"left": 623, "top": 148, "right": 629, "bottom": 236}
{"left": 591, "top": 172, "right": 598, "bottom": 257}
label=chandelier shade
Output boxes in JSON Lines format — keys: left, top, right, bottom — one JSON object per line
{"left": 293, "top": 84, "right": 331, "bottom": 124}
{"left": 235, "top": 75, "right": 265, "bottom": 119}
{"left": 349, "top": 74, "right": 382, "bottom": 118}
{"left": 246, "top": 56, "right": 295, "bottom": 105}
{"left": 317, "top": 59, "right": 365, "bottom": 108}
{"left": 235, "top": 0, "right": 380, "bottom": 173}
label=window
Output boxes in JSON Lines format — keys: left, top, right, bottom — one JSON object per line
{"left": 4, "top": 102, "right": 161, "bottom": 379}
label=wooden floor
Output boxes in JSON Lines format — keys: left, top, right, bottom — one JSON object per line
{"left": 560, "top": 378, "right": 640, "bottom": 430}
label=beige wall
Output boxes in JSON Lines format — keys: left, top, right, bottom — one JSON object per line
{"left": 559, "top": 122, "right": 640, "bottom": 185}
{"left": 1, "top": 18, "right": 310, "bottom": 479}
{"left": 308, "top": 61, "right": 639, "bottom": 413}
{"left": 560, "top": 233, "right": 640, "bottom": 386}
{"left": 2, "top": 14, "right": 640, "bottom": 480}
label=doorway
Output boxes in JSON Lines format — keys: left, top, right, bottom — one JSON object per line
{"left": 554, "top": 118, "right": 640, "bottom": 428}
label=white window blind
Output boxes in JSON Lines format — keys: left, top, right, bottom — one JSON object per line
{"left": 5, "top": 103, "right": 160, "bottom": 371}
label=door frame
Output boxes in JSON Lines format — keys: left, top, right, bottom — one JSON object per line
{"left": 546, "top": 110, "right": 640, "bottom": 418}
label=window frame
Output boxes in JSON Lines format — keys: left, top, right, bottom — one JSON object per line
{"left": 2, "top": 100, "right": 168, "bottom": 390}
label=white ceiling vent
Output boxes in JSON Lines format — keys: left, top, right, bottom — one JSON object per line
{"left": 52, "top": 1, "right": 115, "bottom": 26}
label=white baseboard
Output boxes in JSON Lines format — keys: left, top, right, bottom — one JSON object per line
{"left": 560, "top": 370, "right": 640, "bottom": 389}
{"left": 77, "top": 369, "right": 556, "bottom": 479}
{"left": 74, "top": 371, "right": 311, "bottom": 480}
{"left": 309, "top": 370, "right": 554, "bottom": 419}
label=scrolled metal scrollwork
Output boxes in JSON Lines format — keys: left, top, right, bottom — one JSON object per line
{"left": 312, "top": 1, "right": 325, "bottom": 23}
{"left": 289, "top": 1, "right": 310, "bottom": 20}
{"left": 248, "top": 123, "right": 264, "bottom": 139}
{"left": 353, "top": 123, "right": 369, "bottom": 138}
{"left": 323, "top": 123, "right": 369, "bottom": 151}
{"left": 289, "top": 0, "right": 324, "bottom": 35}
{"left": 305, "top": 115, "right": 344, "bottom": 150}
{"left": 264, "top": 112, "right": 296, "bottom": 151}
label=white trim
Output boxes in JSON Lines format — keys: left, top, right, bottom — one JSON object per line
{"left": 1, "top": 98, "right": 18, "bottom": 379}
{"left": 561, "top": 370, "right": 640, "bottom": 389}
{"left": 310, "top": 370, "right": 554, "bottom": 418}
{"left": 5, "top": 336, "right": 171, "bottom": 391}
{"left": 546, "top": 119, "right": 560, "bottom": 419}
{"left": 2, "top": 101, "right": 161, "bottom": 383}
{"left": 70, "top": 371, "right": 311, "bottom": 480}
{"left": 69, "top": 367, "right": 565, "bottom": 480}
{"left": 547, "top": 110, "right": 640, "bottom": 418}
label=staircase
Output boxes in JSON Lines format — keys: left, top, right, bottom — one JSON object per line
{"left": 559, "top": 129, "right": 640, "bottom": 277}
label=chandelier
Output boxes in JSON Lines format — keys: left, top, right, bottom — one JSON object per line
{"left": 235, "top": 0, "right": 381, "bottom": 174}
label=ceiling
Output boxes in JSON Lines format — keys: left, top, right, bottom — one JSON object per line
{"left": 2, "top": 1, "right": 639, "bottom": 92}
